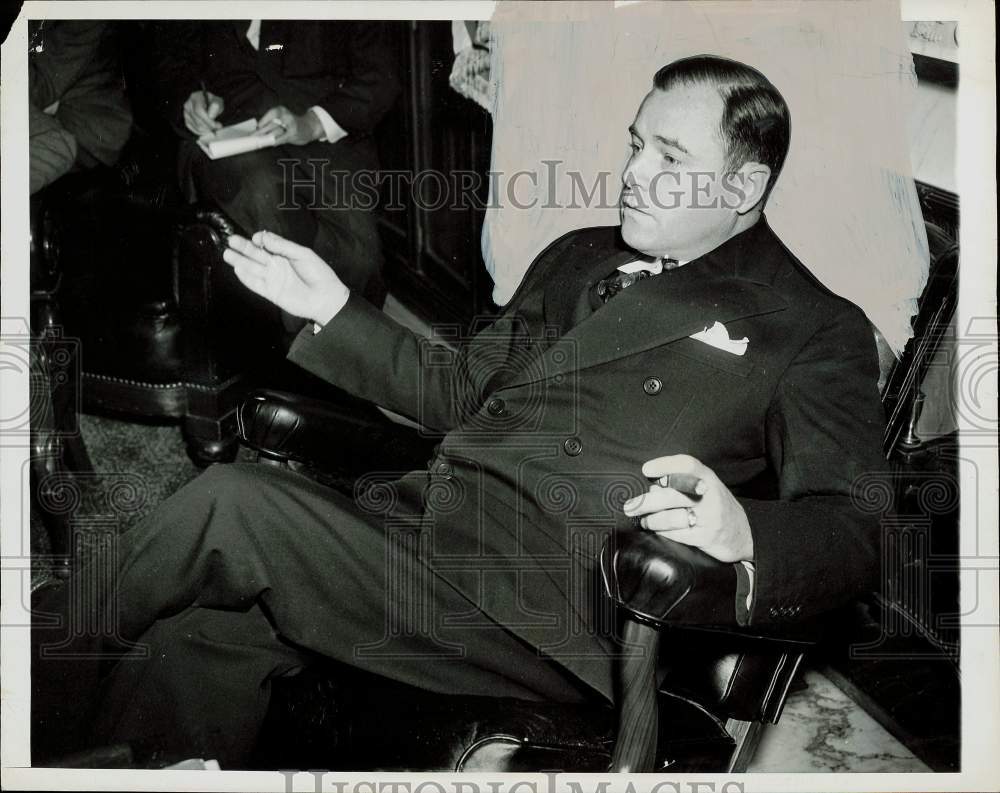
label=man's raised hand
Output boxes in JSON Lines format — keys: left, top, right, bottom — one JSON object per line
{"left": 223, "top": 231, "right": 350, "bottom": 326}
{"left": 622, "top": 454, "right": 755, "bottom": 563}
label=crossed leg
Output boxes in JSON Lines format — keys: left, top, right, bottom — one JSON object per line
{"left": 33, "top": 463, "right": 591, "bottom": 766}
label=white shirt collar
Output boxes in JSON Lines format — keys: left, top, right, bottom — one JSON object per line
{"left": 617, "top": 257, "right": 687, "bottom": 275}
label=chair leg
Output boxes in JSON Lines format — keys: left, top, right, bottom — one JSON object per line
{"left": 182, "top": 380, "right": 244, "bottom": 467}
{"left": 725, "top": 718, "right": 764, "bottom": 772}
{"left": 61, "top": 432, "right": 94, "bottom": 473}
{"left": 31, "top": 443, "right": 74, "bottom": 579}
{"left": 182, "top": 416, "right": 240, "bottom": 467}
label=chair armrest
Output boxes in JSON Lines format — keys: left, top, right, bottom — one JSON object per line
{"left": 236, "top": 389, "right": 440, "bottom": 475}
{"left": 181, "top": 205, "right": 243, "bottom": 254}
{"left": 601, "top": 530, "right": 818, "bottom": 725}
{"left": 600, "top": 530, "right": 820, "bottom": 643}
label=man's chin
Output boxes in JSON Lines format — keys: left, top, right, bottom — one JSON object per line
{"left": 620, "top": 214, "right": 653, "bottom": 252}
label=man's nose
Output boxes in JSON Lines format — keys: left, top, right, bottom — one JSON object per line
{"left": 622, "top": 162, "right": 642, "bottom": 193}
{"left": 623, "top": 152, "right": 651, "bottom": 190}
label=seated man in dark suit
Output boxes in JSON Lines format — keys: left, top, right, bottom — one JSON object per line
{"left": 29, "top": 20, "right": 133, "bottom": 194}
{"left": 32, "top": 56, "right": 885, "bottom": 768}
{"left": 150, "top": 21, "right": 400, "bottom": 309}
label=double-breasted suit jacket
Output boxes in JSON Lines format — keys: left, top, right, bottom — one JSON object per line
{"left": 288, "top": 218, "right": 886, "bottom": 699}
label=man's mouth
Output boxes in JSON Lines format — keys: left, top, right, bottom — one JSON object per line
{"left": 621, "top": 192, "right": 649, "bottom": 215}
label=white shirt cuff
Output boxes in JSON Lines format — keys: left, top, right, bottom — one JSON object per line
{"left": 741, "top": 561, "right": 755, "bottom": 611}
{"left": 309, "top": 105, "right": 349, "bottom": 144}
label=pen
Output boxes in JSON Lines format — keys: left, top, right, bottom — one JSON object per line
{"left": 200, "top": 79, "right": 210, "bottom": 107}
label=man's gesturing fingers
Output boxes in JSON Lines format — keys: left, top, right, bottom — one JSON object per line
{"left": 229, "top": 264, "right": 267, "bottom": 298}
{"left": 222, "top": 239, "right": 268, "bottom": 296}
{"left": 225, "top": 234, "right": 272, "bottom": 267}
{"left": 252, "top": 230, "right": 310, "bottom": 261}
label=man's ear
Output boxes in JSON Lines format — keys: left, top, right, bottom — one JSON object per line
{"left": 728, "top": 162, "right": 771, "bottom": 214}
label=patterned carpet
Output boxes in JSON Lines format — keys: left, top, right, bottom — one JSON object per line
{"left": 31, "top": 413, "right": 253, "bottom": 589}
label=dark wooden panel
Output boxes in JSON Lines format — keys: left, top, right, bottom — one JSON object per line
{"left": 375, "top": 22, "right": 494, "bottom": 327}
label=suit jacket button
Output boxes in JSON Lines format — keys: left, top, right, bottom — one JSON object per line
{"left": 563, "top": 437, "right": 583, "bottom": 456}
{"left": 643, "top": 376, "right": 662, "bottom": 395}
{"left": 487, "top": 397, "right": 506, "bottom": 416}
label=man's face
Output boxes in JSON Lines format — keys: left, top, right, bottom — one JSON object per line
{"left": 620, "top": 83, "right": 740, "bottom": 260}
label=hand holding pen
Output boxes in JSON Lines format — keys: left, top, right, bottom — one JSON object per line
{"left": 183, "top": 81, "right": 225, "bottom": 137}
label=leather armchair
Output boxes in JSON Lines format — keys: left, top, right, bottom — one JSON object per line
{"left": 33, "top": 157, "right": 291, "bottom": 466}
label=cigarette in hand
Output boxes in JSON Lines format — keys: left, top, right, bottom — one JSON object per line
{"left": 658, "top": 473, "right": 707, "bottom": 497}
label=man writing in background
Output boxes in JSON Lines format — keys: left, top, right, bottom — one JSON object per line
{"left": 150, "top": 20, "right": 399, "bottom": 311}
{"left": 33, "top": 56, "right": 884, "bottom": 768}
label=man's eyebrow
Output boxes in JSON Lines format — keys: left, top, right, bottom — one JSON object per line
{"left": 627, "top": 126, "right": 690, "bottom": 155}
{"left": 653, "top": 135, "right": 690, "bottom": 155}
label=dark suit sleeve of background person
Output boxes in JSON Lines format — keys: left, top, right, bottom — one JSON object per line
{"left": 310, "top": 21, "right": 400, "bottom": 136}
{"left": 29, "top": 21, "right": 132, "bottom": 169}
{"left": 149, "top": 21, "right": 399, "bottom": 138}
{"left": 148, "top": 21, "right": 205, "bottom": 137}
{"left": 737, "top": 299, "right": 887, "bottom": 626}
{"left": 29, "top": 21, "right": 105, "bottom": 108}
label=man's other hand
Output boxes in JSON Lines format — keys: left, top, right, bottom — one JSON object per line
{"left": 257, "top": 106, "right": 323, "bottom": 146}
{"left": 623, "top": 454, "right": 754, "bottom": 563}
{"left": 223, "top": 231, "right": 350, "bottom": 326}
{"left": 184, "top": 90, "right": 224, "bottom": 136}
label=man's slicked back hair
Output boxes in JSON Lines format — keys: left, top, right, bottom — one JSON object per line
{"left": 654, "top": 55, "right": 791, "bottom": 203}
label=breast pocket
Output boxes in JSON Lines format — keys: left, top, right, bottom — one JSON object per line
{"left": 666, "top": 336, "right": 755, "bottom": 379}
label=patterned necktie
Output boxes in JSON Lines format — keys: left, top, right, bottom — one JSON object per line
{"left": 591, "top": 258, "right": 679, "bottom": 309}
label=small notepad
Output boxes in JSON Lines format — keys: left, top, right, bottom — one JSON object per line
{"left": 197, "top": 119, "right": 276, "bottom": 160}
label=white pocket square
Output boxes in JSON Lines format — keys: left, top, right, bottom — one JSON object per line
{"left": 689, "top": 321, "right": 749, "bottom": 356}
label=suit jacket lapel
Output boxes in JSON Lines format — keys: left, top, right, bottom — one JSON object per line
{"left": 541, "top": 243, "right": 636, "bottom": 337}
{"left": 230, "top": 20, "right": 255, "bottom": 53}
{"left": 503, "top": 218, "right": 789, "bottom": 390}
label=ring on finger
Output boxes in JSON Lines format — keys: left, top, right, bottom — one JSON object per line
{"left": 685, "top": 506, "right": 697, "bottom": 528}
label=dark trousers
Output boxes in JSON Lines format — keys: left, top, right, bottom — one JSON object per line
{"left": 182, "top": 136, "right": 387, "bottom": 310}
{"left": 32, "top": 463, "right": 592, "bottom": 768}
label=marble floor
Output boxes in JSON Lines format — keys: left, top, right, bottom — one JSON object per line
{"left": 748, "top": 668, "right": 930, "bottom": 772}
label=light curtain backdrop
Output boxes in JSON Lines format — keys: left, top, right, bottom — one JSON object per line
{"left": 481, "top": 0, "right": 929, "bottom": 355}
